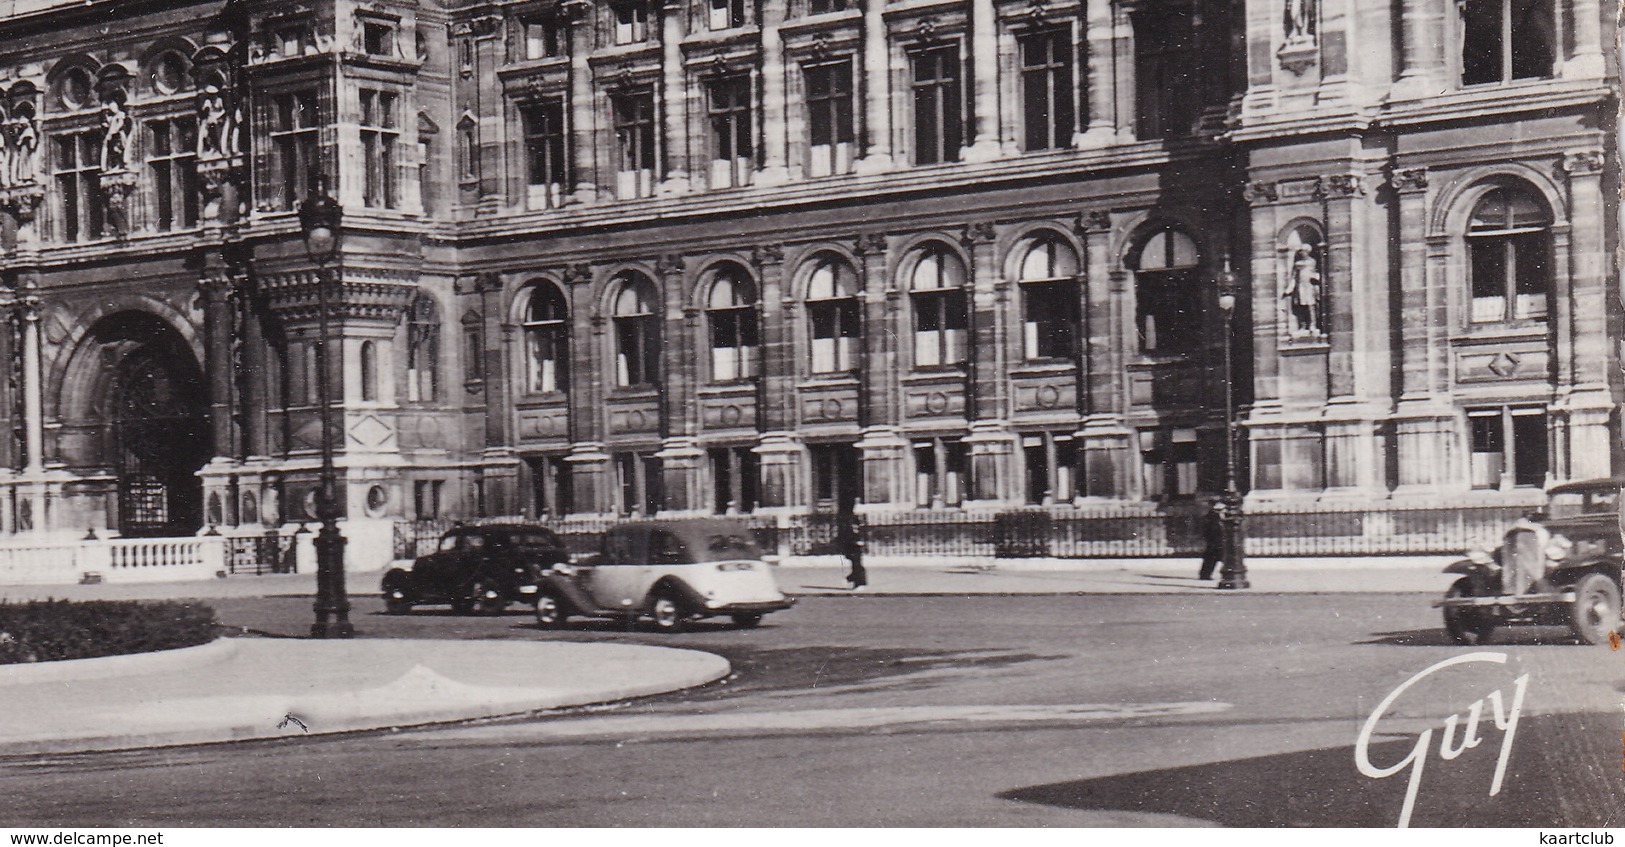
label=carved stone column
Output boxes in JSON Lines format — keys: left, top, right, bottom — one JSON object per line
{"left": 758, "top": 2, "right": 790, "bottom": 185}
{"left": 659, "top": 0, "right": 691, "bottom": 193}
{"left": 1075, "top": 210, "right": 1131, "bottom": 498}
{"left": 1564, "top": 0, "right": 1605, "bottom": 79}
{"left": 1388, "top": 167, "right": 1456, "bottom": 492}
{"left": 1109, "top": 0, "right": 1139, "bottom": 141}
{"left": 1079, "top": 0, "right": 1119, "bottom": 146}
{"left": 854, "top": 0, "right": 894, "bottom": 172}
{"left": 963, "top": 0, "right": 1001, "bottom": 161}
{"left": 199, "top": 269, "right": 240, "bottom": 461}
{"left": 564, "top": 0, "right": 600, "bottom": 203}
{"left": 1556, "top": 149, "right": 1614, "bottom": 479}
{"left": 1393, "top": 0, "right": 1446, "bottom": 96}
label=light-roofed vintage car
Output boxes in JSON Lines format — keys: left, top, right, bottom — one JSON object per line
{"left": 533, "top": 519, "right": 794, "bottom": 632}
{"left": 1437, "top": 478, "right": 1625, "bottom": 645}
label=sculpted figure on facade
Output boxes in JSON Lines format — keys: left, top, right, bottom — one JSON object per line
{"left": 4, "top": 102, "right": 36, "bottom": 188}
{"left": 100, "top": 96, "right": 128, "bottom": 171}
{"left": 198, "top": 85, "right": 228, "bottom": 157}
{"left": 1283, "top": 0, "right": 1315, "bottom": 42}
{"left": 1283, "top": 243, "right": 1322, "bottom": 337}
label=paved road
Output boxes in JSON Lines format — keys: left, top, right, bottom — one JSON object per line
{"left": 4, "top": 592, "right": 1623, "bottom": 827}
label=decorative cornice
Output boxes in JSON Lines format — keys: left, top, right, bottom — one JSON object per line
{"left": 1242, "top": 180, "right": 1278, "bottom": 205}
{"left": 258, "top": 272, "right": 414, "bottom": 323}
{"left": 1388, "top": 168, "right": 1428, "bottom": 194}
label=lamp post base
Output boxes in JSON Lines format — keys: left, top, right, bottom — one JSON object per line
{"left": 311, "top": 522, "right": 355, "bottom": 639}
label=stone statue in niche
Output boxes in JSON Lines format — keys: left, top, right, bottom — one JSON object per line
{"left": 1283, "top": 243, "right": 1322, "bottom": 337}
{"left": 5, "top": 102, "right": 37, "bottom": 188}
{"left": 100, "top": 96, "right": 129, "bottom": 171}
{"left": 1283, "top": 0, "right": 1316, "bottom": 42}
{"left": 197, "top": 84, "right": 228, "bottom": 157}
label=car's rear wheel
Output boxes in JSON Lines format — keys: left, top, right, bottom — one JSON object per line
{"left": 534, "top": 593, "right": 569, "bottom": 629}
{"left": 649, "top": 592, "right": 687, "bottom": 633}
{"left": 1442, "top": 578, "right": 1495, "bottom": 645}
{"left": 1569, "top": 573, "right": 1621, "bottom": 645}
{"left": 384, "top": 593, "right": 412, "bottom": 616}
{"left": 730, "top": 612, "right": 763, "bottom": 629}
{"left": 471, "top": 578, "right": 508, "bottom": 615}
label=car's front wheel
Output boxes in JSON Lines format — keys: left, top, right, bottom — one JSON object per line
{"left": 470, "top": 578, "right": 508, "bottom": 615}
{"left": 534, "top": 593, "right": 569, "bottom": 629}
{"left": 384, "top": 593, "right": 412, "bottom": 616}
{"left": 1569, "top": 573, "right": 1621, "bottom": 645}
{"left": 649, "top": 592, "right": 687, "bottom": 633}
{"left": 1442, "top": 578, "right": 1495, "bottom": 645}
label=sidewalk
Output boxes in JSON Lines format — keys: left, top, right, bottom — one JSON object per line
{"left": 0, "top": 638, "right": 730, "bottom": 756}
{"left": 0, "top": 555, "right": 1458, "bottom": 604}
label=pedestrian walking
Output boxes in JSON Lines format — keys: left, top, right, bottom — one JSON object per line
{"left": 1198, "top": 497, "right": 1226, "bottom": 580}
{"left": 838, "top": 511, "right": 867, "bottom": 590}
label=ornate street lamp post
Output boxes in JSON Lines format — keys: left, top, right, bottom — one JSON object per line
{"left": 300, "top": 176, "right": 354, "bottom": 637}
{"left": 1216, "top": 257, "right": 1249, "bottom": 591}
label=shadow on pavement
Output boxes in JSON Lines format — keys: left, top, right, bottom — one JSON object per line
{"left": 999, "top": 712, "right": 1625, "bottom": 827}
{"left": 1359, "top": 627, "right": 1586, "bottom": 647}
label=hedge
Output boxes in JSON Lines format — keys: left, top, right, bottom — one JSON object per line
{"left": 0, "top": 599, "right": 218, "bottom": 665}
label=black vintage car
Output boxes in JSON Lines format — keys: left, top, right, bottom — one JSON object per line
{"left": 1437, "top": 478, "right": 1625, "bottom": 645}
{"left": 382, "top": 524, "right": 571, "bottom": 615}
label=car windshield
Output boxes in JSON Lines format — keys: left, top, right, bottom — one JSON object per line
{"left": 707, "top": 534, "right": 759, "bottom": 559}
{"left": 1547, "top": 489, "right": 1620, "bottom": 519}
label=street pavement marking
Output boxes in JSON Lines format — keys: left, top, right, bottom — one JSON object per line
{"left": 414, "top": 701, "right": 1233, "bottom": 743}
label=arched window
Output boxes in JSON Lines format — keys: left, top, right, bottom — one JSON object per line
{"left": 521, "top": 282, "right": 569, "bottom": 393}
{"left": 611, "top": 272, "right": 660, "bottom": 387}
{"left": 705, "top": 267, "right": 759, "bottom": 381}
{"left": 1468, "top": 185, "right": 1551, "bottom": 324}
{"left": 908, "top": 245, "right": 968, "bottom": 367}
{"left": 1131, "top": 228, "right": 1200, "bottom": 355}
{"left": 1016, "top": 236, "right": 1080, "bottom": 360}
{"left": 359, "top": 340, "right": 379, "bottom": 402}
{"left": 406, "top": 294, "right": 440, "bottom": 402}
{"left": 806, "top": 255, "right": 861, "bottom": 373}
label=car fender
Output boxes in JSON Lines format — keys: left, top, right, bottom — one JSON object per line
{"left": 381, "top": 568, "right": 413, "bottom": 591}
{"left": 1442, "top": 559, "right": 1483, "bottom": 576}
{"left": 646, "top": 576, "right": 707, "bottom": 613}
{"left": 1546, "top": 556, "right": 1623, "bottom": 584}
{"left": 538, "top": 573, "right": 595, "bottom": 615}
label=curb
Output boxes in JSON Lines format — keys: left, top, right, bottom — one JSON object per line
{"left": 0, "top": 641, "right": 729, "bottom": 756}
{"left": 0, "top": 638, "right": 237, "bottom": 688}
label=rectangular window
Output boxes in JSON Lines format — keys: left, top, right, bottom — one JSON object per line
{"left": 1469, "top": 407, "right": 1548, "bottom": 489}
{"left": 809, "top": 297, "right": 860, "bottom": 373}
{"left": 147, "top": 118, "right": 198, "bottom": 232}
{"left": 613, "top": 1, "right": 650, "bottom": 45}
{"left": 612, "top": 89, "right": 657, "bottom": 199}
{"left": 805, "top": 60, "right": 855, "bottom": 177}
{"left": 54, "top": 131, "right": 103, "bottom": 242}
{"left": 464, "top": 323, "right": 485, "bottom": 384}
{"left": 709, "top": 0, "right": 746, "bottom": 30}
{"left": 413, "top": 479, "right": 444, "bottom": 520}
{"left": 911, "top": 45, "right": 963, "bottom": 165}
{"left": 270, "top": 90, "right": 321, "bottom": 210}
{"left": 707, "top": 74, "right": 754, "bottom": 188}
{"left": 614, "top": 312, "right": 660, "bottom": 387}
{"left": 1023, "top": 433, "right": 1078, "bottom": 505}
{"left": 808, "top": 0, "right": 850, "bottom": 14}
{"left": 363, "top": 20, "right": 396, "bottom": 56}
{"left": 1137, "top": 272, "right": 1200, "bottom": 355}
{"left": 521, "top": 99, "right": 569, "bottom": 209}
{"left": 615, "top": 451, "right": 664, "bottom": 516}
{"left": 912, "top": 289, "right": 969, "bottom": 367}
{"left": 708, "top": 304, "right": 759, "bottom": 381}
{"left": 1022, "top": 281, "right": 1078, "bottom": 360}
{"left": 524, "top": 19, "right": 561, "bottom": 60}
{"left": 1020, "top": 29, "right": 1075, "bottom": 151}
{"left": 1134, "top": 10, "right": 1196, "bottom": 139}
{"left": 1461, "top": 0, "right": 1554, "bottom": 85}
{"left": 1470, "top": 232, "right": 1548, "bottom": 323}
{"left": 710, "top": 446, "right": 759, "bottom": 514}
{"left": 809, "top": 442, "right": 861, "bottom": 508}
{"left": 1140, "top": 428, "right": 1199, "bottom": 500}
{"left": 527, "top": 455, "right": 573, "bottom": 518}
{"left": 914, "top": 437, "right": 968, "bottom": 507}
{"left": 360, "top": 89, "right": 399, "bottom": 209}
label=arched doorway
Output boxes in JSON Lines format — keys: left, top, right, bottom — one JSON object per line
{"left": 84, "top": 313, "right": 211, "bottom": 537}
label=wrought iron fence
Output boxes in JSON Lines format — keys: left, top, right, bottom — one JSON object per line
{"left": 224, "top": 529, "right": 300, "bottom": 575}
{"left": 388, "top": 501, "right": 1532, "bottom": 563}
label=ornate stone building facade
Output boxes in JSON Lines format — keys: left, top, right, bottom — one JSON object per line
{"left": 0, "top": 0, "right": 1613, "bottom": 566}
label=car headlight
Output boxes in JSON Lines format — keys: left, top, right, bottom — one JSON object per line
{"left": 1544, "top": 534, "right": 1574, "bottom": 562}
{"left": 1466, "top": 545, "right": 1496, "bottom": 566}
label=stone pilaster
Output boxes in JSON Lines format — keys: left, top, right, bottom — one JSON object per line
{"left": 962, "top": 0, "right": 1001, "bottom": 161}
{"left": 1392, "top": 0, "right": 1446, "bottom": 98}
{"left": 854, "top": 0, "right": 894, "bottom": 172}
{"left": 564, "top": 0, "right": 599, "bottom": 204}
{"left": 757, "top": 2, "right": 790, "bottom": 185}
{"left": 659, "top": 0, "right": 691, "bottom": 193}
